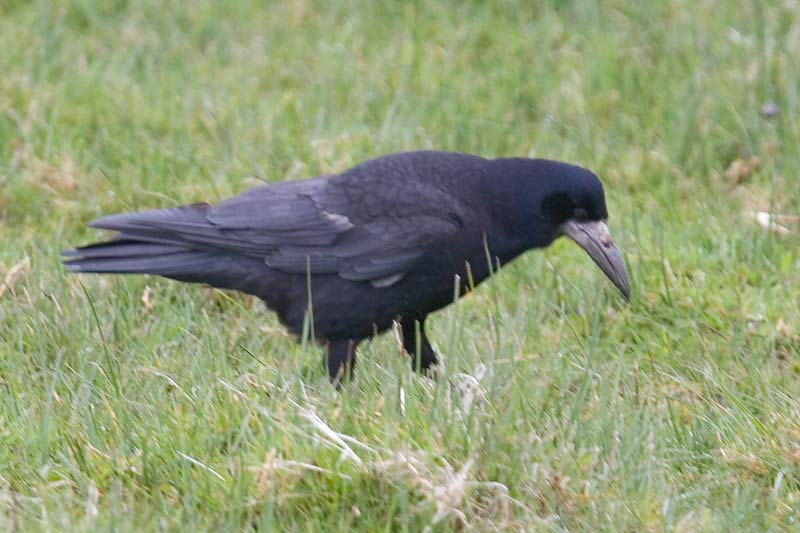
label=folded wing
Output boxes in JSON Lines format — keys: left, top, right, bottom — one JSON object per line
{"left": 79, "top": 171, "right": 464, "bottom": 287}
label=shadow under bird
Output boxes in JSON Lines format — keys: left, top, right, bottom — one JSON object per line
{"left": 63, "top": 151, "right": 630, "bottom": 384}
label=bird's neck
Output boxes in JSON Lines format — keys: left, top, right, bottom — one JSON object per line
{"left": 478, "top": 160, "right": 558, "bottom": 252}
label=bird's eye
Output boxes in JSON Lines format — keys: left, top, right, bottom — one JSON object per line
{"left": 574, "top": 208, "right": 589, "bottom": 222}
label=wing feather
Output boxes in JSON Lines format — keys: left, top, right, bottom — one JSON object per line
{"left": 86, "top": 164, "right": 465, "bottom": 285}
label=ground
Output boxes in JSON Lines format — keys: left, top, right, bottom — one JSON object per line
{"left": 1, "top": 0, "right": 799, "bottom": 530}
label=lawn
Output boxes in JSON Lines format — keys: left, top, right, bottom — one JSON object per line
{"left": 1, "top": 0, "right": 799, "bottom": 530}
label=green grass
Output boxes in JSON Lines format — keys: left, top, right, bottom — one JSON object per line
{"left": 1, "top": 0, "right": 799, "bottom": 530}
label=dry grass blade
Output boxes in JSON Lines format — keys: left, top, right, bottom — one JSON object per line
{"left": 748, "top": 211, "right": 794, "bottom": 235}
{"left": 0, "top": 257, "right": 31, "bottom": 299}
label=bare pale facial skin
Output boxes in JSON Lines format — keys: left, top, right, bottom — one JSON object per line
{"left": 561, "top": 219, "right": 630, "bottom": 300}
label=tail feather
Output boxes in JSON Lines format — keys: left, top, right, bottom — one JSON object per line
{"left": 62, "top": 240, "right": 214, "bottom": 275}
{"left": 63, "top": 204, "right": 294, "bottom": 328}
{"left": 62, "top": 235, "right": 289, "bottom": 312}
{"left": 63, "top": 203, "right": 219, "bottom": 275}
{"left": 62, "top": 239, "right": 178, "bottom": 258}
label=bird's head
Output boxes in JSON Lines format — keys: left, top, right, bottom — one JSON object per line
{"left": 495, "top": 158, "right": 631, "bottom": 300}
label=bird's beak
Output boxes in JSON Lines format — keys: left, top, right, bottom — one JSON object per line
{"left": 561, "top": 220, "right": 630, "bottom": 300}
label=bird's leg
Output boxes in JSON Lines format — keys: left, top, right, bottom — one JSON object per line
{"left": 327, "top": 339, "right": 357, "bottom": 386}
{"left": 401, "top": 317, "right": 439, "bottom": 374}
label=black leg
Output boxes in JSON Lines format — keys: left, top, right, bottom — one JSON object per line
{"left": 401, "top": 317, "right": 439, "bottom": 374}
{"left": 327, "top": 339, "right": 357, "bottom": 386}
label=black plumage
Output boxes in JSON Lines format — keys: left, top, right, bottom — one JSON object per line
{"left": 63, "top": 151, "right": 630, "bottom": 383}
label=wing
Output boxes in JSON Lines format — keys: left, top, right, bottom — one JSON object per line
{"left": 88, "top": 170, "right": 465, "bottom": 287}
{"left": 208, "top": 171, "right": 465, "bottom": 286}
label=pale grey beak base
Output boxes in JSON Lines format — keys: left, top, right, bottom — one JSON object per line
{"left": 561, "top": 220, "right": 631, "bottom": 300}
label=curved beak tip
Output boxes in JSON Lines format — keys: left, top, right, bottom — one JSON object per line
{"left": 618, "top": 278, "right": 631, "bottom": 301}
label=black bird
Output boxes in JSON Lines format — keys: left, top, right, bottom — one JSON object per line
{"left": 63, "top": 151, "right": 630, "bottom": 383}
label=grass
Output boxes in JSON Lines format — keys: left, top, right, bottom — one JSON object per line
{"left": 1, "top": 0, "right": 799, "bottom": 530}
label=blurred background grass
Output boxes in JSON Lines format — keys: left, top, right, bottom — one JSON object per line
{"left": 1, "top": 0, "right": 799, "bottom": 530}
